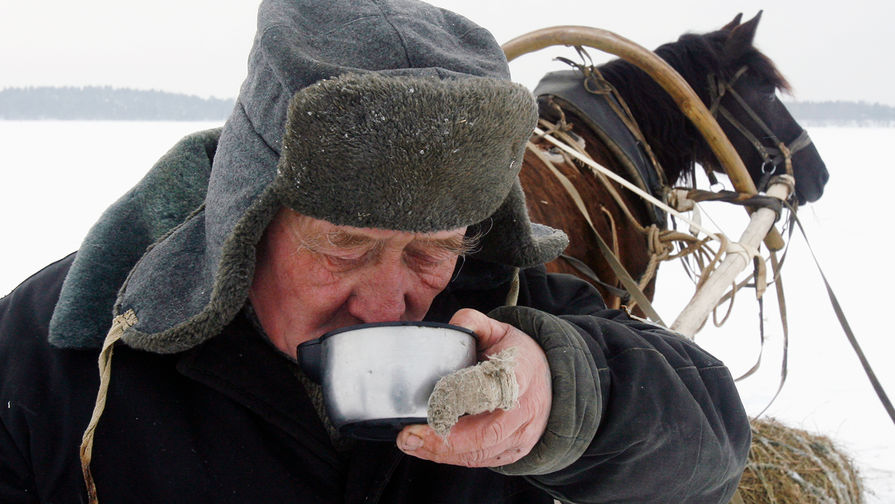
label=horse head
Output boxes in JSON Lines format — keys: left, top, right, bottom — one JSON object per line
{"left": 697, "top": 12, "right": 829, "bottom": 204}
{"left": 518, "top": 15, "right": 832, "bottom": 308}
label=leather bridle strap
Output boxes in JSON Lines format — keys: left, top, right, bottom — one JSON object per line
{"left": 708, "top": 67, "right": 813, "bottom": 179}
{"left": 786, "top": 208, "right": 895, "bottom": 426}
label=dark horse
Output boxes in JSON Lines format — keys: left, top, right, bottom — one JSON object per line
{"left": 520, "top": 12, "right": 829, "bottom": 311}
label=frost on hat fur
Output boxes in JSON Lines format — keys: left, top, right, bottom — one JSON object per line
{"left": 277, "top": 73, "right": 536, "bottom": 232}
{"left": 49, "top": 0, "right": 568, "bottom": 353}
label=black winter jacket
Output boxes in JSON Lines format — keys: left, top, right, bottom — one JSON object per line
{"left": 1, "top": 254, "right": 749, "bottom": 503}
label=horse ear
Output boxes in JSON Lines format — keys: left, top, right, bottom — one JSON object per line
{"left": 724, "top": 10, "right": 762, "bottom": 60}
{"left": 721, "top": 13, "right": 743, "bottom": 31}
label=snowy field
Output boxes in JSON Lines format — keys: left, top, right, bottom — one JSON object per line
{"left": 651, "top": 127, "right": 895, "bottom": 502}
{"left": 1, "top": 121, "right": 893, "bottom": 501}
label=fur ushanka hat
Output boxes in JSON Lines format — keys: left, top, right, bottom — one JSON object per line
{"left": 49, "top": 0, "right": 568, "bottom": 354}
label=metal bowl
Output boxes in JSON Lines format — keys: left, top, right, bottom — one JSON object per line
{"left": 297, "top": 321, "right": 477, "bottom": 440}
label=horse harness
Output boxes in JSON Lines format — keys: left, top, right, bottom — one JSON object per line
{"left": 533, "top": 68, "right": 668, "bottom": 227}
{"left": 530, "top": 66, "right": 671, "bottom": 322}
{"left": 711, "top": 69, "right": 895, "bottom": 426}
{"left": 527, "top": 63, "right": 801, "bottom": 324}
{"left": 707, "top": 66, "right": 813, "bottom": 190}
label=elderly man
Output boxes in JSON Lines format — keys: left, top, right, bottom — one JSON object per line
{"left": 0, "top": 0, "right": 750, "bottom": 502}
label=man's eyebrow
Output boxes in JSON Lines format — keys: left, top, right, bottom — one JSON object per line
{"left": 323, "top": 230, "right": 378, "bottom": 249}
{"left": 295, "top": 229, "right": 377, "bottom": 252}
{"left": 301, "top": 228, "right": 477, "bottom": 255}
{"left": 412, "top": 234, "right": 478, "bottom": 255}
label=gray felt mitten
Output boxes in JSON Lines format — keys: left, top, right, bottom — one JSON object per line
{"left": 487, "top": 306, "right": 602, "bottom": 476}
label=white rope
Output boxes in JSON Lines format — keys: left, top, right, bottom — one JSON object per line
{"left": 725, "top": 242, "right": 760, "bottom": 266}
{"left": 534, "top": 126, "right": 723, "bottom": 242}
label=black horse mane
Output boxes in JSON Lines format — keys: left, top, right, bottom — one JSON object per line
{"left": 595, "top": 17, "right": 790, "bottom": 186}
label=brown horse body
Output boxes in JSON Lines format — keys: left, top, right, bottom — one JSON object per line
{"left": 522, "top": 116, "right": 658, "bottom": 309}
{"left": 519, "top": 13, "right": 829, "bottom": 311}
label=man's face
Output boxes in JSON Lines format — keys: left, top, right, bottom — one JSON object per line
{"left": 249, "top": 208, "right": 468, "bottom": 357}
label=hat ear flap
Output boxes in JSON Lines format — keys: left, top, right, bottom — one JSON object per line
{"left": 469, "top": 180, "right": 568, "bottom": 268}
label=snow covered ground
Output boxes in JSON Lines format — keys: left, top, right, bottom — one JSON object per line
{"left": 652, "top": 127, "right": 895, "bottom": 503}
{"left": 1, "top": 121, "right": 893, "bottom": 501}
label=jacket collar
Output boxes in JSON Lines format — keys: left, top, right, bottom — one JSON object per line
{"left": 175, "top": 308, "right": 417, "bottom": 503}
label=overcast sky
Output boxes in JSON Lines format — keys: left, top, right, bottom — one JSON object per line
{"left": 1, "top": 0, "right": 893, "bottom": 105}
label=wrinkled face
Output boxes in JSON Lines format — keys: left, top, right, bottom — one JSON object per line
{"left": 249, "top": 208, "right": 468, "bottom": 358}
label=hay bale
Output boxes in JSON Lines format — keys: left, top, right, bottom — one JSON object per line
{"left": 736, "top": 418, "right": 864, "bottom": 504}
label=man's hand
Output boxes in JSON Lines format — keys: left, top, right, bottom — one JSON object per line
{"left": 396, "top": 308, "right": 552, "bottom": 467}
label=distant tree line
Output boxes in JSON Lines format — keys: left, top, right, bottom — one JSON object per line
{"left": 0, "top": 86, "right": 234, "bottom": 120}
{"left": 782, "top": 100, "right": 895, "bottom": 127}
{"left": 2, "top": 86, "right": 895, "bottom": 125}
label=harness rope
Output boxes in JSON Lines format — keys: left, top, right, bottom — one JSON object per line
{"left": 533, "top": 125, "right": 724, "bottom": 239}
{"left": 672, "top": 67, "right": 885, "bottom": 429}
{"left": 531, "top": 61, "right": 811, "bottom": 326}
{"left": 527, "top": 136, "right": 665, "bottom": 324}
{"left": 529, "top": 117, "right": 807, "bottom": 359}
{"left": 80, "top": 309, "right": 137, "bottom": 504}
{"left": 531, "top": 126, "right": 767, "bottom": 279}
{"left": 537, "top": 93, "right": 895, "bottom": 427}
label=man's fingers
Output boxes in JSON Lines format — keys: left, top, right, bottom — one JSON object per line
{"left": 398, "top": 409, "right": 533, "bottom": 467}
{"left": 404, "top": 310, "right": 552, "bottom": 468}
{"left": 448, "top": 308, "right": 512, "bottom": 353}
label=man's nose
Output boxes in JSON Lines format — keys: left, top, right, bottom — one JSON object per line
{"left": 348, "top": 261, "right": 410, "bottom": 323}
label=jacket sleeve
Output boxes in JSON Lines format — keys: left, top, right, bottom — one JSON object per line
{"left": 1, "top": 255, "right": 95, "bottom": 504}
{"left": 489, "top": 268, "right": 751, "bottom": 503}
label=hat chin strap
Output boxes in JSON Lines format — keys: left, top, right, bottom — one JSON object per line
{"left": 80, "top": 310, "right": 138, "bottom": 504}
